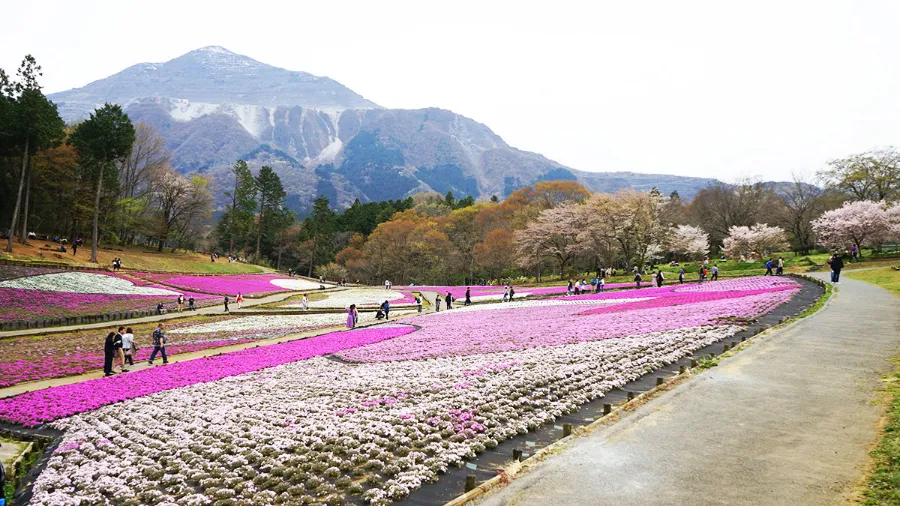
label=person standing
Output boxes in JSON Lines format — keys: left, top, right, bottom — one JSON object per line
{"left": 301, "top": 294, "right": 309, "bottom": 311}
{"left": 679, "top": 268, "right": 685, "bottom": 284}
{"left": 598, "top": 277, "right": 605, "bottom": 293}
{"left": 188, "top": 296, "right": 195, "bottom": 311}
{"left": 509, "top": 286, "right": 516, "bottom": 300}
{"left": 655, "top": 270, "right": 664, "bottom": 288}
{"left": 776, "top": 257, "right": 784, "bottom": 276}
{"left": 223, "top": 295, "right": 230, "bottom": 312}
{"left": 698, "top": 266, "right": 704, "bottom": 284}
{"left": 122, "top": 327, "right": 135, "bottom": 367}
{"left": 464, "top": 287, "right": 472, "bottom": 306}
{"left": 148, "top": 323, "right": 169, "bottom": 365}
{"left": 445, "top": 292, "right": 453, "bottom": 310}
{"left": 435, "top": 294, "right": 442, "bottom": 312}
{"left": 381, "top": 300, "right": 391, "bottom": 320}
{"left": 346, "top": 304, "right": 358, "bottom": 329}
{"left": 711, "top": 264, "right": 719, "bottom": 281}
{"left": 634, "top": 271, "right": 643, "bottom": 289}
{"left": 236, "top": 292, "right": 244, "bottom": 309}
{"left": 502, "top": 286, "right": 509, "bottom": 302}
{"left": 831, "top": 253, "right": 845, "bottom": 283}
{"left": 72, "top": 241, "right": 77, "bottom": 255}
{"left": 114, "top": 326, "right": 127, "bottom": 372}
{"left": 177, "top": 295, "right": 184, "bottom": 313}
{"left": 415, "top": 294, "right": 423, "bottom": 313}
{"left": 850, "top": 245, "right": 858, "bottom": 263}
{"left": 103, "top": 332, "right": 117, "bottom": 376}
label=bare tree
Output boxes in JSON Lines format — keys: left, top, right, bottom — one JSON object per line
{"left": 149, "top": 167, "right": 212, "bottom": 252}
{"left": 774, "top": 174, "right": 824, "bottom": 254}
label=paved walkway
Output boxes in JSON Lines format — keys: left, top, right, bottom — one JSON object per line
{"left": 480, "top": 275, "right": 900, "bottom": 506}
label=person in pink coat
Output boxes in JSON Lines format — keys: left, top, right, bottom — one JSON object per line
{"left": 346, "top": 304, "right": 358, "bottom": 328}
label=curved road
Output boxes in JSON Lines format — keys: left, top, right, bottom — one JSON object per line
{"left": 479, "top": 275, "right": 900, "bottom": 506}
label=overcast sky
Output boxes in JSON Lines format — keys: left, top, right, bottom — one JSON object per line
{"left": 3, "top": 0, "right": 899, "bottom": 181}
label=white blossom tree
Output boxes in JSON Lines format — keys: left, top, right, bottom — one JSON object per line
{"left": 722, "top": 223, "right": 789, "bottom": 259}
{"left": 811, "top": 200, "right": 893, "bottom": 255}
{"left": 667, "top": 225, "right": 710, "bottom": 259}
{"left": 515, "top": 203, "right": 584, "bottom": 276}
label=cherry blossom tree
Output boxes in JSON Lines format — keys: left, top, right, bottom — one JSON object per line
{"left": 887, "top": 203, "right": 900, "bottom": 241}
{"left": 722, "top": 223, "right": 789, "bottom": 259}
{"left": 667, "top": 225, "right": 710, "bottom": 259}
{"left": 811, "top": 200, "right": 892, "bottom": 255}
{"left": 515, "top": 203, "right": 584, "bottom": 276}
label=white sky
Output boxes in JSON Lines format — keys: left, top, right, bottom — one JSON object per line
{"left": 3, "top": 0, "right": 899, "bottom": 181}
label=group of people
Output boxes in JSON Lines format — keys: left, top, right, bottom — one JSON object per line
{"left": 764, "top": 257, "right": 785, "bottom": 276}
{"left": 827, "top": 253, "right": 845, "bottom": 283}
{"left": 568, "top": 278, "right": 607, "bottom": 294}
{"left": 102, "top": 323, "right": 170, "bottom": 376}
{"left": 111, "top": 257, "right": 123, "bottom": 271}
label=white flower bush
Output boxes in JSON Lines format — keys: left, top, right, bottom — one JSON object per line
{"left": 0, "top": 272, "right": 180, "bottom": 296}
{"left": 284, "top": 288, "right": 409, "bottom": 309}
{"left": 31, "top": 326, "right": 738, "bottom": 506}
{"left": 269, "top": 278, "right": 332, "bottom": 291}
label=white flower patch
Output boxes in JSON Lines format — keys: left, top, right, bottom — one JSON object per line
{"left": 0, "top": 272, "right": 180, "bottom": 296}
{"left": 269, "top": 278, "right": 332, "bottom": 291}
{"left": 33, "top": 325, "right": 739, "bottom": 506}
{"left": 437, "top": 297, "right": 653, "bottom": 314}
{"left": 171, "top": 311, "right": 416, "bottom": 335}
{"left": 284, "top": 288, "right": 409, "bottom": 308}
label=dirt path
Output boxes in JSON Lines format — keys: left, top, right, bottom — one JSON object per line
{"left": 479, "top": 275, "right": 900, "bottom": 506}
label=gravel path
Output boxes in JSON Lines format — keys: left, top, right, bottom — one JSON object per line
{"left": 479, "top": 274, "right": 900, "bottom": 506}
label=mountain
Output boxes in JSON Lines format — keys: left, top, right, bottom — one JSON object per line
{"left": 49, "top": 46, "right": 719, "bottom": 213}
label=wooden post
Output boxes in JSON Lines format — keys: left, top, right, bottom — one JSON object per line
{"left": 656, "top": 377, "right": 664, "bottom": 386}
{"left": 465, "top": 475, "right": 477, "bottom": 492}
{"left": 627, "top": 391, "right": 635, "bottom": 401}
{"left": 603, "top": 403, "right": 612, "bottom": 415}
{"left": 563, "top": 424, "right": 572, "bottom": 437}
{"left": 513, "top": 448, "right": 523, "bottom": 461}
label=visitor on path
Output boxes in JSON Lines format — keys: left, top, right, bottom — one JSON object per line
{"left": 445, "top": 292, "right": 453, "bottom": 310}
{"left": 502, "top": 286, "right": 509, "bottom": 302}
{"left": 567, "top": 280, "right": 574, "bottom": 296}
{"left": 236, "top": 292, "right": 244, "bottom": 309}
{"left": 122, "top": 327, "right": 135, "bottom": 366}
{"left": 656, "top": 270, "right": 664, "bottom": 288}
{"left": 114, "top": 326, "right": 128, "bottom": 373}
{"left": 711, "top": 264, "right": 719, "bottom": 281}
{"left": 698, "top": 266, "right": 705, "bottom": 284}
{"left": 598, "top": 277, "right": 605, "bottom": 293}
{"left": 156, "top": 302, "right": 165, "bottom": 315}
{"left": 211, "top": 253, "right": 215, "bottom": 263}
{"left": 465, "top": 287, "right": 472, "bottom": 306}
{"left": 301, "top": 294, "right": 309, "bottom": 311}
{"left": 103, "top": 332, "right": 117, "bottom": 376}
{"left": 177, "top": 295, "right": 184, "bottom": 313}
{"left": 381, "top": 300, "right": 391, "bottom": 320}
{"left": 72, "top": 242, "right": 77, "bottom": 255}
{"left": 148, "top": 323, "right": 168, "bottom": 365}
{"left": 776, "top": 257, "right": 784, "bottom": 276}
{"left": 509, "top": 286, "right": 515, "bottom": 300}
{"left": 346, "top": 304, "right": 358, "bottom": 329}
{"left": 830, "top": 253, "right": 845, "bottom": 283}
{"left": 223, "top": 295, "right": 230, "bottom": 312}
{"left": 679, "top": 268, "right": 685, "bottom": 284}
{"left": 764, "top": 259, "right": 774, "bottom": 276}
{"left": 435, "top": 294, "right": 442, "bottom": 312}
{"left": 188, "top": 296, "right": 195, "bottom": 311}
{"left": 415, "top": 294, "right": 423, "bottom": 312}
{"left": 634, "top": 272, "right": 642, "bottom": 289}
{"left": 850, "top": 245, "right": 859, "bottom": 263}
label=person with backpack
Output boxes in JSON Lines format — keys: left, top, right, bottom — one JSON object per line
{"left": 415, "top": 294, "right": 423, "bottom": 313}
{"left": 830, "top": 253, "right": 845, "bottom": 283}
{"left": 148, "top": 323, "right": 169, "bottom": 365}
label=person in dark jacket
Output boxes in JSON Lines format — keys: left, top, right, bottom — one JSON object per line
{"left": 464, "top": 287, "right": 472, "bottom": 306}
{"left": 103, "top": 332, "right": 119, "bottom": 376}
{"left": 830, "top": 253, "right": 845, "bottom": 283}
{"left": 445, "top": 292, "right": 453, "bottom": 309}
{"left": 381, "top": 300, "right": 390, "bottom": 320}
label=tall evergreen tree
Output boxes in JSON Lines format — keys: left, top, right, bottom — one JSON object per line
{"left": 222, "top": 159, "right": 257, "bottom": 255}
{"left": 303, "top": 195, "right": 336, "bottom": 276}
{"left": 69, "top": 103, "right": 135, "bottom": 263}
{"left": 254, "top": 166, "right": 288, "bottom": 260}
{"left": 4, "top": 56, "right": 65, "bottom": 253}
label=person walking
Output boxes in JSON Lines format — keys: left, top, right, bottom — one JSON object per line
{"left": 850, "top": 245, "right": 858, "bottom": 263}
{"left": 502, "top": 286, "right": 509, "bottom": 302}
{"left": 148, "top": 323, "right": 169, "bottom": 365}
{"left": 567, "top": 280, "right": 574, "bottom": 296}
{"left": 236, "top": 292, "right": 244, "bottom": 309}
{"left": 103, "top": 332, "right": 117, "bottom": 376}
{"left": 188, "top": 296, "right": 195, "bottom": 311}
{"left": 464, "top": 287, "right": 472, "bottom": 306}
{"left": 301, "top": 294, "right": 309, "bottom": 311}
{"left": 776, "top": 257, "right": 784, "bottom": 275}
{"left": 346, "top": 304, "right": 358, "bottom": 329}
{"left": 509, "top": 286, "right": 515, "bottom": 300}
{"left": 445, "top": 292, "right": 453, "bottom": 310}
{"left": 711, "top": 264, "right": 719, "bottom": 281}
{"left": 655, "top": 270, "right": 664, "bottom": 288}
{"left": 223, "top": 295, "right": 230, "bottom": 312}
{"left": 122, "top": 327, "right": 135, "bottom": 367}
{"left": 830, "top": 253, "right": 845, "bottom": 283}
{"left": 381, "top": 300, "right": 391, "bottom": 320}
{"left": 415, "top": 294, "right": 423, "bottom": 313}
{"left": 634, "top": 271, "right": 642, "bottom": 289}
{"left": 435, "top": 294, "right": 442, "bottom": 312}
{"left": 598, "top": 277, "right": 605, "bottom": 293}
{"left": 698, "top": 266, "right": 705, "bottom": 284}
{"left": 114, "top": 326, "right": 127, "bottom": 373}
{"left": 764, "top": 259, "right": 774, "bottom": 276}
{"left": 679, "top": 268, "right": 685, "bottom": 284}
{"left": 177, "top": 295, "right": 184, "bottom": 313}
{"left": 72, "top": 241, "right": 77, "bottom": 255}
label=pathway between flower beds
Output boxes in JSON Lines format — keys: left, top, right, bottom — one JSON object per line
{"left": 478, "top": 274, "right": 900, "bottom": 506}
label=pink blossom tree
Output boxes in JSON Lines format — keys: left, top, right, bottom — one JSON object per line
{"left": 811, "top": 200, "right": 892, "bottom": 255}
{"left": 515, "top": 204, "right": 584, "bottom": 277}
{"left": 722, "top": 223, "right": 789, "bottom": 259}
{"left": 667, "top": 225, "right": 710, "bottom": 259}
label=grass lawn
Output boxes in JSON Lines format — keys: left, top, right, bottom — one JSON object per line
{"left": 843, "top": 266, "right": 900, "bottom": 504}
{"left": 0, "top": 241, "right": 266, "bottom": 274}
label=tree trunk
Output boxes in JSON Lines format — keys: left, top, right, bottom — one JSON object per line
{"left": 255, "top": 210, "right": 264, "bottom": 260}
{"left": 90, "top": 161, "right": 105, "bottom": 263}
{"left": 19, "top": 159, "right": 33, "bottom": 245}
{"left": 6, "top": 140, "right": 29, "bottom": 253}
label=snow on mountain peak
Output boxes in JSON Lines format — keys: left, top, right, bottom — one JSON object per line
{"left": 197, "top": 46, "right": 232, "bottom": 54}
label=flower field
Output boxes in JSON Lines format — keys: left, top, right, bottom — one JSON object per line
{"left": 1, "top": 276, "right": 803, "bottom": 505}
{"left": 283, "top": 288, "right": 418, "bottom": 308}
{"left": 0, "top": 267, "right": 218, "bottom": 323}
{"left": 132, "top": 273, "right": 327, "bottom": 296}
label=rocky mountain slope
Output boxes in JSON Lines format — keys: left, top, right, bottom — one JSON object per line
{"left": 49, "top": 46, "right": 718, "bottom": 213}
